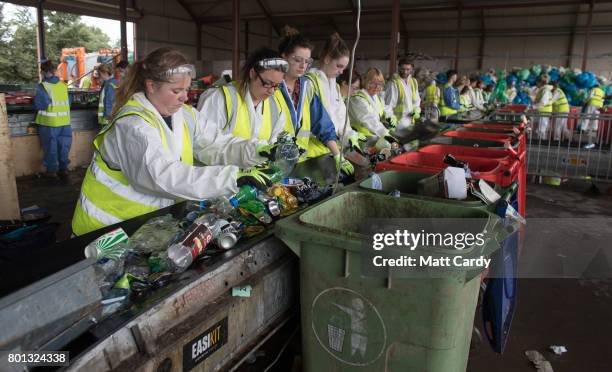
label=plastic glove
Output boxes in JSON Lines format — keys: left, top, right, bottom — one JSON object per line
{"left": 412, "top": 106, "right": 421, "bottom": 121}
{"left": 237, "top": 167, "right": 274, "bottom": 190}
{"left": 383, "top": 132, "right": 399, "bottom": 144}
{"left": 348, "top": 133, "right": 366, "bottom": 150}
{"left": 382, "top": 115, "right": 397, "bottom": 128}
{"left": 333, "top": 153, "right": 354, "bottom": 175}
{"left": 256, "top": 143, "right": 278, "bottom": 160}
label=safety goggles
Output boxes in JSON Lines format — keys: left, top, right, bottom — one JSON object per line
{"left": 257, "top": 58, "right": 289, "bottom": 73}
{"left": 288, "top": 55, "right": 314, "bottom": 67}
{"left": 161, "top": 64, "right": 196, "bottom": 80}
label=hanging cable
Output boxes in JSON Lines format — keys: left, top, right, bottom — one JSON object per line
{"left": 332, "top": 0, "right": 361, "bottom": 194}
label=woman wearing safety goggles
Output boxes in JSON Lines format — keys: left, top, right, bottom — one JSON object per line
{"left": 198, "top": 48, "right": 288, "bottom": 147}
{"left": 274, "top": 26, "right": 353, "bottom": 175}
{"left": 71, "top": 47, "right": 268, "bottom": 236}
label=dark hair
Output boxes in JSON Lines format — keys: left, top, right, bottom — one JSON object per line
{"left": 278, "top": 26, "right": 313, "bottom": 56}
{"left": 446, "top": 69, "right": 458, "bottom": 79}
{"left": 337, "top": 68, "right": 361, "bottom": 86}
{"left": 112, "top": 47, "right": 189, "bottom": 116}
{"left": 460, "top": 86, "right": 470, "bottom": 95}
{"left": 41, "top": 60, "right": 55, "bottom": 73}
{"left": 97, "top": 63, "right": 113, "bottom": 76}
{"left": 239, "top": 47, "right": 284, "bottom": 97}
{"left": 397, "top": 57, "right": 413, "bottom": 67}
{"left": 116, "top": 60, "right": 129, "bottom": 69}
{"left": 319, "top": 32, "right": 349, "bottom": 63}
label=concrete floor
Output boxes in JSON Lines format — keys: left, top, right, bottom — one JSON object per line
{"left": 14, "top": 172, "right": 612, "bottom": 371}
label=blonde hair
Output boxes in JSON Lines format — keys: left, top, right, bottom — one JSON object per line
{"left": 362, "top": 68, "right": 384, "bottom": 89}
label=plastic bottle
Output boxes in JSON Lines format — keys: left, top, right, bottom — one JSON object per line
{"left": 229, "top": 185, "right": 258, "bottom": 207}
{"left": 166, "top": 221, "right": 214, "bottom": 272}
{"left": 238, "top": 199, "right": 273, "bottom": 224}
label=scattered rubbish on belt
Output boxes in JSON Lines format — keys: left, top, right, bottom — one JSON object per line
{"left": 549, "top": 345, "right": 567, "bottom": 355}
{"left": 232, "top": 285, "right": 252, "bottom": 297}
{"left": 525, "top": 350, "right": 554, "bottom": 372}
{"left": 167, "top": 220, "right": 214, "bottom": 272}
{"left": 281, "top": 177, "right": 305, "bottom": 189}
{"left": 268, "top": 185, "right": 299, "bottom": 215}
{"left": 130, "top": 215, "right": 182, "bottom": 254}
{"left": 238, "top": 200, "right": 273, "bottom": 225}
{"left": 84, "top": 227, "right": 129, "bottom": 260}
{"left": 293, "top": 177, "right": 333, "bottom": 204}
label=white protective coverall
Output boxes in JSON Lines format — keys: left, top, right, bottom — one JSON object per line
{"left": 348, "top": 89, "right": 393, "bottom": 145}
{"left": 198, "top": 83, "right": 286, "bottom": 143}
{"left": 100, "top": 92, "right": 265, "bottom": 202}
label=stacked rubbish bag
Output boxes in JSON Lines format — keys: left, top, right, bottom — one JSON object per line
{"left": 84, "top": 132, "right": 336, "bottom": 318}
{"left": 484, "top": 64, "right": 610, "bottom": 107}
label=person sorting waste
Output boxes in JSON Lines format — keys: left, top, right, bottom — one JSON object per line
{"left": 198, "top": 48, "right": 287, "bottom": 146}
{"left": 306, "top": 32, "right": 358, "bottom": 174}
{"left": 72, "top": 48, "right": 269, "bottom": 236}
{"left": 531, "top": 76, "right": 553, "bottom": 139}
{"left": 348, "top": 67, "right": 398, "bottom": 148}
{"left": 384, "top": 58, "right": 421, "bottom": 135}
{"left": 439, "top": 70, "right": 461, "bottom": 120}
{"left": 274, "top": 26, "right": 343, "bottom": 164}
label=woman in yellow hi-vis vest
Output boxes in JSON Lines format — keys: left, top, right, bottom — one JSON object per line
{"left": 275, "top": 27, "right": 352, "bottom": 174}
{"left": 306, "top": 33, "right": 362, "bottom": 164}
{"left": 348, "top": 68, "right": 397, "bottom": 147}
{"left": 384, "top": 58, "right": 421, "bottom": 136}
{"left": 33, "top": 59, "right": 71, "bottom": 179}
{"left": 72, "top": 48, "right": 267, "bottom": 236}
{"left": 198, "top": 48, "right": 287, "bottom": 148}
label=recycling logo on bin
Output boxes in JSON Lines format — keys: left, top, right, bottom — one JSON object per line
{"left": 311, "top": 287, "right": 387, "bottom": 366}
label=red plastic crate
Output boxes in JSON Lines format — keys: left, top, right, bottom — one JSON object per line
{"left": 375, "top": 151, "right": 519, "bottom": 188}
{"left": 498, "top": 104, "right": 528, "bottom": 113}
{"left": 442, "top": 130, "right": 526, "bottom": 154}
{"left": 417, "top": 144, "right": 526, "bottom": 216}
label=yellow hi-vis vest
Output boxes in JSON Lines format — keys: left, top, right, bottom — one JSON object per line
{"left": 72, "top": 100, "right": 195, "bottom": 236}
{"left": 35, "top": 81, "right": 70, "bottom": 127}
{"left": 392, "top": 76, "right": 419, "bottom": 120}
{"left": 98, "top": 81, "right": 118, "bottom": 125}
{"left": 221, "top": 82, "right": 282, "bottom": 141}
{"left": 274, "top": 80, "right": 314, "bottom": 162}
{"left": 588, "top": 86, "right": 605, "bottom": 108}
{"left": 349, "top": 90, "right": 384, "bottom": 138}
{"left": 304, "top": 72, "right": 338, "bottom": 158}
{"left": 439, "top": 83, "right": 458, "bottom": 117}
{"left": 459, "top": 94, "right": 472, "bottom": 112}
{"left": 536, "top": 87, "right": 553, "bottom": 113}
{"left": 424, "top": 84, "right": 440, "bottom": 106}
{"left": 552, "top": 89, "right": 570, "bottom": 113}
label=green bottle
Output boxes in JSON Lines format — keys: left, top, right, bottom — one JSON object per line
{"left": 229, "top": 185, "right": 258, "bottom": 207}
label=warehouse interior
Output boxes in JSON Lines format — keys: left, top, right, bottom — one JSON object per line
{"left": 1, "top": 0, "right": 612, "bottom": 371}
